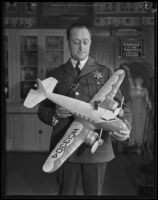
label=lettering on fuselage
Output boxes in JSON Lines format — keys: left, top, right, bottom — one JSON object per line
{"left": 51, "top": 127, "right": 81, "bottom": 160}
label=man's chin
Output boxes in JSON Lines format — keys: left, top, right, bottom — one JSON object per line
{"left": 77, "top": 55, "right": 88, "bottom": 61}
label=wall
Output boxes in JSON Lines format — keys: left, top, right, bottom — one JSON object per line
{"left": 3, "top": 2, "right": 156, "bottom": 153}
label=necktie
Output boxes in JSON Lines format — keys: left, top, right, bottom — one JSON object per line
{"left": 75, "top": 61, "right": 81, "bottom": 76}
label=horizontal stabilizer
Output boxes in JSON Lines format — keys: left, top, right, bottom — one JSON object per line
{"left": 23, "top": 77, "right": 58, "bottom": 108}
{"left": 23, "top": 89, "right": 45, "bottom": 108}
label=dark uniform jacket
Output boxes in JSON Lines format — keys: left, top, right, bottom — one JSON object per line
{"left": 37, "top": 57, "right": 132, "bottom": 163}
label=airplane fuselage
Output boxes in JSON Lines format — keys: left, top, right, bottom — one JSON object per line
{"left": 46, "top": 92, "right": 129, "bottom": 133}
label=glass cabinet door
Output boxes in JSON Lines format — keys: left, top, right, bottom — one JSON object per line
{"left": 19, "top": 36, "right": 38, "bottom": 99}
{"left": 42, "top": 30, "right": 70, "bottom": 78}
{"left": 45, "top": 36, "right": 64, "bottom": 77}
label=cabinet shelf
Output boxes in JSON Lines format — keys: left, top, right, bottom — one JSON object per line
{"left": 21, "top": 66, "right": 38, "bottom": 68}
{"left": 46, "top": 50, "right": 64, "bottom": 52}
{"left": 20, "top": 49, "right": 38, "bottom": 51}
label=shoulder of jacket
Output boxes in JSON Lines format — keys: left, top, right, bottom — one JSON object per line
{"left": 95, "top": 62, "right": 114, "bottom": 73}
{"left": 54, "top": 64, "right": 65, "bottom": 71}
{"left": 51, "top": 64, "right": 66, "bottom": 75}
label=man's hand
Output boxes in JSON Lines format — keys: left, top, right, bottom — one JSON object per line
{"left": 56, "top": 105, "right": 72, "bottom": 118}
{"left": 109, "top": 129, "right": 130, "bottom": 141}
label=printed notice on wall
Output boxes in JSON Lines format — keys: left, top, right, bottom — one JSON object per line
{"left": 120, "top": 39, "right": 144, "bottom": 58}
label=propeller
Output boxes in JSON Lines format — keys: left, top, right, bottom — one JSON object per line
{"left": 113, "top": 97, "right": 124, "bottom": 117}
{"left": 91, "top": 129, "right": 104, "bottom": 154}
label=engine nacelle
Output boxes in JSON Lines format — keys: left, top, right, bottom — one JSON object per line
{"left": 85, "top": 131, "right": 99, "bottom": 146}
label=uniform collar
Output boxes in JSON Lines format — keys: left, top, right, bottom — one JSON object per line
{"left": 70, "top": 57, "right": 89, "bottom": 70}
{"left": 64, "top": 57, "right": 98, "bottom": 78}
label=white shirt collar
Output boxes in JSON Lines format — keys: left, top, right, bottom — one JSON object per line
{"left": 70, "top": 57, "right": 88, "bottom": 70}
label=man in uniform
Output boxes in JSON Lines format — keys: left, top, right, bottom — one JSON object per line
{"left": 37, "top": 22, "right": 132, "bottom": 195}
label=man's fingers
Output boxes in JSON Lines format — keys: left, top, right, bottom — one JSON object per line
{"left": 110, "top": 131, "right": 129, "bottom": 141}
{"left": 119, "top": 130, "right": 130, "bottom": 136}
{"left": 119, "top": 109, "right": 124, "bottom": 117}
{"left": 113, "top": 131, "right": 129, "bottom": 138}
{"left": 56, "top": 107, "right": 72, "bottom": 118}
{"left": 56, "top": 106, "right": 72, "bottom": 117}
{"left": 60, "top": 114, "right": 72, "bottom": 118}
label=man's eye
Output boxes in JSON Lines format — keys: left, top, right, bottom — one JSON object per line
{"left": 72, "top": 40, "right": 90, "bottom": 45}
{"left": 73, "top": 41, "right": 80, "bottom": 45}
{"left": 83, "top": 41, "right": 89, "bottom": 45}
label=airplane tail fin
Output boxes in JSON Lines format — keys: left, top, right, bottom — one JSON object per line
{"left": 23, "top": 77, "right": 58, "bottom": 108}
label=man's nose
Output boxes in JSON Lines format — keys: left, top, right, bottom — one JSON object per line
{"left": 79, "top": 42, "right": 84, "bottom": 50}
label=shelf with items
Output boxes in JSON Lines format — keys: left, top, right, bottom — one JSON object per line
{"left": 45, "top": 35, "right": 64, "bottom": 77}
{"left": 46, "top": 51, "right": 63, "bottom": 66}
{"left": 20, "top": 36, "right": 38, "bottom": 50}
{"left": 46, "top": 36, "right": 63, "bottom": 51}
{"left": 19, "top": 35, "right": 38, "bottom": 99}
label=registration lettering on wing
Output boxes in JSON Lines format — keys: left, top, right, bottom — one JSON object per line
{"left": 51, "top": 122, "right": 83, "bottom": 161}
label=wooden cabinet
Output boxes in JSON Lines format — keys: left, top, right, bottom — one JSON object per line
{"left": 4, "top": 29, "right": 70, "bottom": 151}
{"left": 6, "top": 112, "right": 52, "bottom": 151}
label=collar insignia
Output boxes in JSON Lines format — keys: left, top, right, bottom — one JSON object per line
{"left": 92, "top": 71, "right": 103, "bottom": 85}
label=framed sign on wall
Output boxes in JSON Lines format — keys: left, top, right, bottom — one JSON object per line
{"left": 120, "top": 39, "right": 144, "bottom": 59}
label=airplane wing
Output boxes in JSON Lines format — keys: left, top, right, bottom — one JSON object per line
{"left": 42, "top": 121, "right": 92, "bottom": 173}
{"left": 90, "top": 69, "right": 125, "bottom": 104}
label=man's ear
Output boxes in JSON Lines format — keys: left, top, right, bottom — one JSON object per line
{"left": 65, "top": 40, "right": 71, "bottom": 59}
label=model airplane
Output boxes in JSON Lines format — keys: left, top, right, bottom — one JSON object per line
{"left": 23, "top": 69, "right": 131, "bottom": 173}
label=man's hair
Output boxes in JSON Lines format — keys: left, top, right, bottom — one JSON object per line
{"left": 67, "top": 22, "right": 91, "bottom": 41}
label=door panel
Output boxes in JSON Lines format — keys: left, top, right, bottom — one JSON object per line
{"left": 90, "top": 36, "right": 115, "bottom": 68}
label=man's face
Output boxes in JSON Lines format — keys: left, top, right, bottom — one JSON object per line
{"left": 68, "top": 27, "right": 91, "bottom": 61}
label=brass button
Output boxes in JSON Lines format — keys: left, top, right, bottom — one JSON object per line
{"left": 75, "top": 92, "right": 79, "bottom": 96}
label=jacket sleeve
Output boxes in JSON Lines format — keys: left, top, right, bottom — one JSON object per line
{"left": 37, "top": 98, "right": 58, "bottom": 127}
{"left": 37, "top": 68, "right": 60, "bottom": 127}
